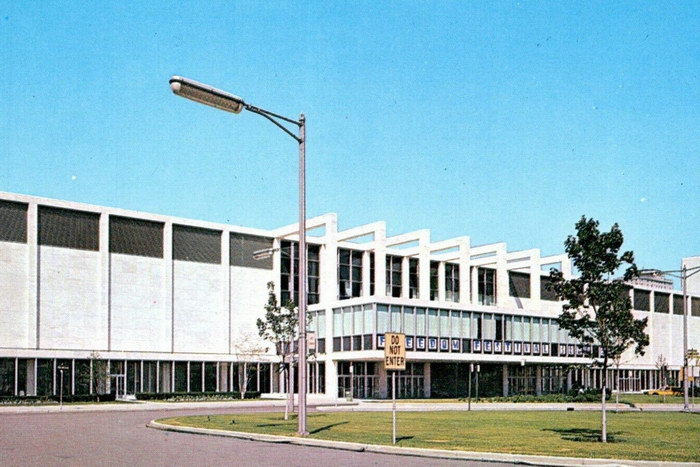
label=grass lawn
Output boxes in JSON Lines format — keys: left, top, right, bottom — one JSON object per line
{"left": 158, "top": 410, "right": 700, "bottom": 462}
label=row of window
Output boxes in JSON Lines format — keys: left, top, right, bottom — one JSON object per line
{"left": 631, "top": 288, "right": 700, "bottom": 315}
{"left": 0, "top": 200, "right": 274, "bottom": 268}
{"left": 330, "top": 304, "right": 588, "bottom": 345}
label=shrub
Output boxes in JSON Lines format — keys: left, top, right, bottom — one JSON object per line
{"left": 134, "top": 391, "right": 261, "bottom": 401}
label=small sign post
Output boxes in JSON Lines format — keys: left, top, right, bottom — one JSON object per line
{"left": 384, "top": 333, "right": 406, "bottom": 445}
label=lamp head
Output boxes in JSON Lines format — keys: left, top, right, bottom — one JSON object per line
{"left": 169, "top": 76, "right": 245, "bottom": 114}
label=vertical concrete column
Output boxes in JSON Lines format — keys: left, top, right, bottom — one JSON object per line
{"left": 530, "top": 250, "right": 541, "bottom": 308}
{"left": 423, "top": 362, "right": 431, "bottom": 398}
{"left": 27, "top": 202, "right": 38, "bottom": 349}
{"left": 459, "top": 238, "right": 471, "bottom": 305}
{"left": 401, "top": 256, "right": 410, "bottom": 298}
{"left": 418, "top": 232, "right": 430, "bottom": 300}
{"left": 566, "top": 369, "right": 572, "bottom": 392}
{"left": 471, "top": 266, "right": 479, "bottom": 304}
{"left": 502, "top": 364, "right": 509, "bottom": 396}
{"left": 321, "top": 216, "right": 338, "bottom": 303}
{"left": 156, "top": 361, "right": 160, "bottom": 393}
{"left": 271, "top": 238, "right": 281, "bottom": 299}
{"left": 535, "top": 365, "right": 543, "bottom": 395}
{"left": 496, "top": 245, "right": 508, "bottom": 307}
{"left": 374, "top": 224, "right": 387, "bottom": 298}
{"left": 378, "top": 363, "right": 388, "bottom": 398}
{"left": 27, "top": 359, "right": 36, "bottom": 396}
{"left": 437, "top": 262, "right": 446, "bottom": 301}
{"left": 325, "top": 359, "right": 338, "bottom": 398}
{"left": 163, "top": 222, "right": 174, "bottom": 353}
{"left": 362, "top": 251, "right": 371, "bottom": 297}
{"left": 99, "top": 213, "right": 110, "bottom": 350}
{"left": 14, "top": 358, "right": 18, "bottom": 396}
{"left": 221, "top": 232, "right": 231, "bottom": 354}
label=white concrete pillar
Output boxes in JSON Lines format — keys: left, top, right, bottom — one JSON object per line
{"left": 321, "top": 217, "right": 338, "bottom": 303}
{"left": 374, "top": 224, "right": 387, "bottom": 298}
{"left": 496, "top": 245, "right": 508, "bottom": 307}
{"left": 27, "top": 202, "right": 38, "bottom": 349}
{"left": 418, "top": 234, "right": 430, "bottom": 300}
{"left": 471, "top": 266, "right": 479, "bottom": 304}
{"left": 401, "top": 256, "right": 410, "bottom": 298}
{"left": 437, "top": 262, "right": 446, "bottom": 302}
{"left": 502, "top": 364, "right": 509, "bottom": 396}
{"left": 530, "top": 250, "right": 541, "bottom": 307}
{"left": 423, "top": 362, "right": 431, "bottom": 398}
{"left": 362, "top": 251, "right": 372, "bottom": 297}
{"left": 222, "top": 232, "right": 231, "bottom": 354}
{"left": 325, "top": 359, "right": 338, "bottom": 398}
{"left": 378, "top": 363, "right": 388, "bottom": 398}
{"left": 535, "top": 365, "right": 542, "bottom": 395}
{"left": 164, "top": 222, "right": 174, "bottom": 352}
{"left": 459, "top": 238, "right": 471, "bottom": 305}
{"left": 99, "top": 213, "right": 110, "bottom": 350}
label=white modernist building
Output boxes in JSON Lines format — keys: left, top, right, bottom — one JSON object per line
{"left": 0, "top": 191, "right": 698, "bottom": 399}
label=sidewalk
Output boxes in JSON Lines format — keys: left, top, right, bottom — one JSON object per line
{"left": 320, "top": 400, "right": 694, "bottom": 413}
{"left": 1, "top": 396, "right": 694, "bottom": 415}
{"left": 0, "top": 394, "right": 355, "bottom": 415}
{"left": 146, "top": 419, "right": 698, "bottom": 467}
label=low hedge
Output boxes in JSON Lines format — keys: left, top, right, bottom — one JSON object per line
{"left": 0, "top": 394, "right": 116, "bottom": 405}
{"left": 135, "top": 391, "right": 261, "bottom": 401}
{"left": 463, "top": 389, "right": 611, "bottom": 404}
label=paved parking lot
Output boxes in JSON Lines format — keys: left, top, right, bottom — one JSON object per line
{"left": 0, "top": 407, "right": 511, "bottom": 467}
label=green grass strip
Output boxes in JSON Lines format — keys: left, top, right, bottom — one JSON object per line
{"left": 159, "top": 410, "right": 699, "bottom": 462}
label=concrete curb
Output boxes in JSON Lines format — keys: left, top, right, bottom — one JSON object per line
{"left": 146, "top": 419, "right": 696, "bottom": 467}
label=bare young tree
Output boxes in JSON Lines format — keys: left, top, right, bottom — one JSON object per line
{"left": 232, "top": 333, "right": 269, "bottom": 400}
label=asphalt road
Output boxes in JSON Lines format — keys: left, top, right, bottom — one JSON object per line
{"left": 0, "top": 407, "right": 518, "bottom": 467}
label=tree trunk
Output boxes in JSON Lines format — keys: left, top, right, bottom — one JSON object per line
{"left": 615, "top": 366, "right": 620, "bottom": 412}
{"left": 601, "top": 360, "right": 608, "bottom": 443}
{"left": 240, "top": 362, "right": 247, "bottom": 400}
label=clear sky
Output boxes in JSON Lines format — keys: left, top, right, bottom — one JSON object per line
{"left": 1, "top": 1, "right": 698, "bottom": 274}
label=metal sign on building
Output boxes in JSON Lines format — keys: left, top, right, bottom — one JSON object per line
{"left": 384, "top": 332, "right": 406, "bottom": 371}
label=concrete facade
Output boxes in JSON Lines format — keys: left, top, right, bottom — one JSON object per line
{"left": 0, "top": 191, "right": 698, "bottom": 399}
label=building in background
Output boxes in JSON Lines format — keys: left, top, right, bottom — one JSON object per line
{"left": 0, "top": 191, "right": 697, "bottom": 399}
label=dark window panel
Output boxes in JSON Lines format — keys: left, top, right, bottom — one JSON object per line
{"left": 692, "top": 297, "right": 700, "bottom": 317}
{"left": 173, "top": 225, "right": 221, "bottom": 264}
{"left": 673, "top": 295, "right": 685, "bottom": 315}
{"left": 109, "top": 216, "right": 163, "bottom": 258}
{"left": 0, "top": 200, "right": 28, "bottom": 243}
{"left": 655, "top": 292, "right": 670, "bottom": 314}
{"left": 540, "top": 276, "right": 558, "bottom": 301}
{"left": 39, "top": 206, "right": 99, "bottom": 251}
{"left": 508, "top": 271, "right": 531, "bottom": 298}
{"left": 230, "top": 232, "right": 273, "bottom": 269}
{"left": 634, "top": 289, "right": 651, "bottom": 311}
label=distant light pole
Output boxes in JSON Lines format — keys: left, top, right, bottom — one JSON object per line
{"left": 170, "top": 76, "right": 309, "bottom": 435}
{"left": 57, "top": 364, "right": 69, "bottom": 408}
{"left": 640, "top": 265, "right": 700, "bottom": 411}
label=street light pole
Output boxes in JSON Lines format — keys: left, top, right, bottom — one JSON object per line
{"left": 170, "top": 76, "right": 309, "bottom": 436}
{"left": 682, "top": 265, "right": 689, "bottom": 411}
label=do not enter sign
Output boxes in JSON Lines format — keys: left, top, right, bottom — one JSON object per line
{"left": 384, "top": 333, "right": 406, "bottom": 371}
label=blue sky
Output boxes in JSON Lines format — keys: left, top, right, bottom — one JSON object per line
{"left": 1, "top": 1, "right": 698, "bottom": 274}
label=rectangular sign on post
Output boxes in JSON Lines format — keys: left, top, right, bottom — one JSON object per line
{"left": 384, "top": 332, "right": 406, "bottom": 371}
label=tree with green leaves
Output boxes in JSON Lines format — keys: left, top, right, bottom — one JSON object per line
{"left": 548, "top": 216, "right": 649, "bottom": 443}
{"left": 257, "top": 281, "right": 312, "bottom": 420}
{"left": 77, "top": 351, "right": 108, "bottom": 401}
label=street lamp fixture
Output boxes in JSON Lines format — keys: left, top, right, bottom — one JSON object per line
{"left": 639, "top": 265, "right": 700, "bottom": 411}
{"left": 170, "top": 75, "right": 309, "bottom": 436}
